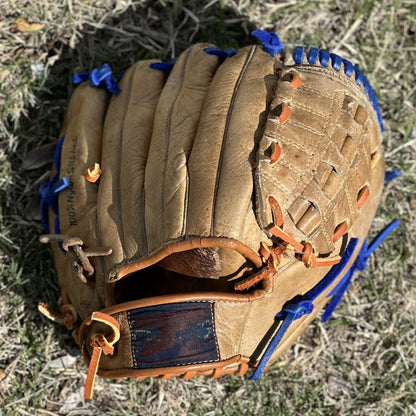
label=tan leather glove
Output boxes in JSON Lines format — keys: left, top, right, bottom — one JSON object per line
{"left": 38, "top": 30, "right": 387, "bottom": 399}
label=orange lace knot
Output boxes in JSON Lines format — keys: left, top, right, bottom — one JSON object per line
{"left": 268, "top": 245, "right": 285, "bottom": 272}
{"left": 84, "top": 312, "right": 120, "bottom": 400}
{"left": 267, "top": 224, "right": 341, "bottom": 268}
{"left": 90, "top": 333, "right": 116, "bottom": 356}
{"left": 301, "top": 242, "right": 315, "bottom": 268}
{"left": 240, "top": 241, "right": 286, "bottom": 292}
{"left": 85, "top": 163, "right": 102, "bottom": 183}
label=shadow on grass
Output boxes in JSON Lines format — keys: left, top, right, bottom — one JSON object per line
{"left": 10, "top": 0, "right": 257, "bottom": 355}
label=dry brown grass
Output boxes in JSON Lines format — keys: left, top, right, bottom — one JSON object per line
{"left": 1, "top": 1, "right": 415, "bottom": 415}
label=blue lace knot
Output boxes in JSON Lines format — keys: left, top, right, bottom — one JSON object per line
{"left": 90, "top": 64, "right": 112, "bottom": 86}
{"left": 39, "top": 177, "right": 69, "bottom": 211}
{"left": 149, "top": 58, "right": 178, "bottom": 74}
{"left": 277, "top": 300, "right": 314, "bottom": 320}
{"left": 73, "top": 63, "right": 120, "bottom": 94}
{"left": 252, "top": 29, "right": 283, "bottom": 56}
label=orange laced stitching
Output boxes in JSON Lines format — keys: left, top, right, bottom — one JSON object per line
{"left": 234, "top": 268, "right": 271, "bottom": 291}
{"left": 269, "top": 143, "right": 281, "bottom": 166}
{"left": 282, "top": 69, "right": 302, "bottom": 88}
{"left": 181, "top": 371, "right": 196, "bottom": 380}
{"left": 260, "top": 241, "right": 272, "bottom": 260}
{"left": 268, "top": 196, "right": 284, "bottom": 227}
{"left": 142, "top": 361, "right": 250, "bottom": 381}
{"left": 333, "top": 221, "right": 348, "bottom": 243}
{"left": 268, "top": 224, "right": 341, "bottom": 268}
{"left": 289, "top": 72, "right": 302, "bottom": 88}
{"left": 357, "top": 185, "right": 370, "bottom": 209}
{"left": 240, "top": 191, "right": 342, "bottom": 291}
{"left": 267, "top": 245, "right": 285, "bottom": 273}
{"left": 278, "top": 103, "right": 290, "bottom": 124}
{"left": 85, "top": 312, "right": 120, "bottom": 400}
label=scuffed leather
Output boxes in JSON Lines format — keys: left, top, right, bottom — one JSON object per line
{"left": 46, "top": 41, "right": 385, "bottom": 377}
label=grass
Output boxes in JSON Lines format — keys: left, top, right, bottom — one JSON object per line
{"left": 1, "top": 0, "right": 415, "bottom": 415}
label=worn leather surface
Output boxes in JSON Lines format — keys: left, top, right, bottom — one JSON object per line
{"left": 47, "top": 41, "right": 385, "bottom": 378}
{"left": 103, "top": 44, "right": 272, "bottom": 282}
{"left": 48, "top": 84, "right": 109, "bottom": 319}
{"left": 256, "top": 57, "right": 382, "bottom": 255}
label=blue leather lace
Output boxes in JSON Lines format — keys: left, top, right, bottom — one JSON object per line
{"left": 293, "top": 45, "right": 384, "bottom": 132}
{"left": 252, "top": 219, "right": 400, "bottom": 380}
{"left": 39, "top": 135, "right": 69, "bottom": 235}
{"left": 73, "top": 63, "right": 120, "bottom": 94}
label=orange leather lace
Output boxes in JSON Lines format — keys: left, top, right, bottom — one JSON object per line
{"left": 135, "top": 360, "right": 250, "bottom": 381}
{"left": 38, "top": 302, "right": 78, "bottom": 330}
{"left": 84, "top": 312, "right": 120, "bottom": 399}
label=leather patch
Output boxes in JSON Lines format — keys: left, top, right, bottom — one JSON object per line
{"left": 127, "top": 302, "right": 220, "bottom": 369}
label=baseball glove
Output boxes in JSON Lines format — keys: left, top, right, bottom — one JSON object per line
{"left": 38, "top": 30, "right": 392, "bottom": 399}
